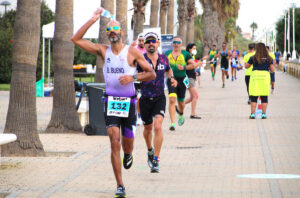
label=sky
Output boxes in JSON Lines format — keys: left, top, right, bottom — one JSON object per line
{"left": 1, "top": 0, "right": 299, "bottom": 40}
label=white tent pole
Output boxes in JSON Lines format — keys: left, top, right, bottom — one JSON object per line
{"left": 48, "top": 39, "right": 51, "bottom": 86}
{"left": 42, "top": 37, "right": 45, "bottom": 97}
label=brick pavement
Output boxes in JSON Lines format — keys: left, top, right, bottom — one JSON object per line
{"left": 0, "top": 68, "right": 300, "bottom": 198}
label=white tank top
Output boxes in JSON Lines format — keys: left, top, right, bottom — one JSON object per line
{"left": 103, "top": 45, "right": 136, "bottom": 97}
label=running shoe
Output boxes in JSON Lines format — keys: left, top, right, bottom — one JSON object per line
{"left": 190, "top": 115, "right": 201, "bottom": 119}
{"left": 147, "top": 149, "right": 154, "bottom": 168}
{"left": 222, "top": 84, "right": 225, "bottom": 88}
{"left": 232, "top": 77, "right": 234, "bottom": 81}
{"left": 226, "top": 75, "right": 229, "bottom": 79}
{"left": 151, "top": 159, "right": 160, "bottom": 173}
{"left": 122, "top": 154, "right": 133, "bottom": 169}
{"left": 114, "top": 185, "right": 126, "bottom": 198}
{"left": 169, "top": 123, "right": 176, "bottom": 131}
{"left": 235, "top": 76, "right": 237, "bottom": 80}
{"left": 261, "top": 113, "right": 267, "bottom": 119}
{"left": 178, "top": 115, "right": 185, "bottom": 126}
{"left": 249, "top": 113, "right": 255, "bottom": 119}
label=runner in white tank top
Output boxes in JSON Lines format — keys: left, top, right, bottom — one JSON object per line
{"left": 72, "top": 9, "right": 156, "bottom": 197}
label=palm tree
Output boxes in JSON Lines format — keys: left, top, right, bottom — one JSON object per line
{"left": 159, "top": 0, "right": 169, "bottom": 34}
{"left": 116, "top": 0, "right": 128, "bottom": 43}
{"left": 177, "top": 0, "right": 187, "bottom": 46}
{"left": 167, "top": 0, "right": 174, "bottom": 34}
{"left": 225, "top": 17, "right": 237, "bottom": 43}
{"left": 2, "top": 0, "right": 44, "bottom": 156}
{"left": 236, "top": 25, "right": 242, "bottom": 34}
{"left": 186, "top": 0, "right": 195, "bottom": 44}
{"left": 150, "top": 0, "right": 159, "bottom": 27}
{"left": 250, "top": 22, "right": 258, "bottom": 41}
{"left": 194, "top": 14, "right": 203, "bottom": 41}
{"left": 200, "top": 0, "right": 239, "bottom": 56}
{"left": 46, "top": 0, "right": 82, "bottom": 133}
{"left": 95, "top": 0, "right": 114, "bottom": 83}
{"left": 132, "top": 0, "right": 150, "bottom": 39}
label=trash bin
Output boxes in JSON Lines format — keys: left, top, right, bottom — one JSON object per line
{"left": 84, "top": 83, "right": 107, "bottom": 136}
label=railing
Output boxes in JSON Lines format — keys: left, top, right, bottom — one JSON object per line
{"left": 278, "top": 60, "right": 300, "bottom": 79}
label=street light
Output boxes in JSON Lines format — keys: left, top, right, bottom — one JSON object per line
{"left": 283, "top": 11, "right": 287, "bottom": 59}
{"left": 0, "top": 1, "right": 11, "bottom": 14}
{"left": 292, "top": 3, "right": 296, "bottom": 59}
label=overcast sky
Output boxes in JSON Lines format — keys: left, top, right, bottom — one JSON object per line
{"left": 1, "top": 0, "right": 299, "bottom": 39}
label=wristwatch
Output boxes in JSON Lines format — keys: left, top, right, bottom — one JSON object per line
{"left": 133, "top": 74, "right": 138, "bottom": 81}
{"left": 169, "top": 76, "right": 174, "bottom": 80}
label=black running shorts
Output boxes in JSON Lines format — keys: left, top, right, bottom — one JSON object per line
{"left": 167, "top": 77, "right": 186, "bottom": 102}
{"left": 139, "top": 95, "right": 166, "bottom": 125}
{"left": 104, "top": 97, "right": 137, "bottom": 138}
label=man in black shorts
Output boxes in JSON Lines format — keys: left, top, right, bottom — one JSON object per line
{"left": 217, "top": 42, "right": 232, "bottom": 88}
{"left": 137, "top": 32, "right": 177, "bottom": 173}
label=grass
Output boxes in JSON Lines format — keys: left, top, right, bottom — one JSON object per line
{"left": 0, "top": 84, "right": 10, "bottom": 91}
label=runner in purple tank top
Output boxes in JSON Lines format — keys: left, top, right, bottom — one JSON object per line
{"left": 72, "top": 8, "right": 156, "bottom": 198}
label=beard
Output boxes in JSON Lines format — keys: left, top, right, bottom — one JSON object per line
{"left": 108, "top": 32, "right": 121, "bottom": 43}
{"left": 147, "top": 46, "right": 156, "bottom": 54}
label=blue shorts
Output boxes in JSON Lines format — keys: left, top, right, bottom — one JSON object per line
{"left": 270, "top": 72, "right": 275, "bottom": 82}
{"left": 196, "top": 68, "right": 201, "bottom": 76}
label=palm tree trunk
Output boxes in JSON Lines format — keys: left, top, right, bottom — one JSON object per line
{"left": 159, "top": 0, "right": 168, "bottom": 34}
{"left": 186, "top": 0, "right": 195, "bottom": 44}
{"left": 132, "top": 0, "right": 150, "bottom": 40}
{"left": 177, "top": 0, "right": 187, "bottom": 46}
{"left": 46, "top": 0, "right": 82, "bottom": 133}
{"left": 166, "top": 0, "right": 174, "bottom": 34}
{"left": 2, "top": 0, "right": 44, "bottom": 156}
{"left": 202, "top": 1, "right": 225, "bottom": 58}
{"left": 95, "top": 0, "right": 114, "bottom": 83}
{"left": 117, "top": 0, "right": 128, "bottom": 44}
{"left": 150, "top": 0, "right": 159, "bottom": 27}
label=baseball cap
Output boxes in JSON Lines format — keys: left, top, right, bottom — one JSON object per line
{"left": 138, "top": 33, "right": 144, "bottom": 40}
{"left": 144, "top": 32, "right": 159, "bottom": 40}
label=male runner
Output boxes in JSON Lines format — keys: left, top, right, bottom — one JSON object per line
{"left": 243, "top": 43, "right": 255, "bottom": 104}
{"left": 217, "top": 42, "right": 232, "bottom": 88}
{"left": 137, "top": 32, "right": 177, "bottom": 173}
{"left": 206, "top": 44, "right": 218, "bottom": 80}
{"left": 231, "top": 46, "right": 240, "bottom": 81}
{"left": 266, "top": 46, "right": 276, "bottom": 94}
{"left": 165, "top": 36, "right": 194, "bottom": 130}
{"left": 72, "top": 9, "right": 156, "bottom": 198}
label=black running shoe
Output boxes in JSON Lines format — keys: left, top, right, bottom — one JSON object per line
{"left": 151, "top": 159, "right": 159, "bottom": 173}
{"left": 147, "top": 149, "right": 154, "bottom": 168}
{"left": 249, "top": 113, "right": 255, "bottom": 119}
{"left": 114, "top": 185, "right": 126, "bottom": 198}
{"left": 122, "top": 154, "right": 133, "bottom": 169}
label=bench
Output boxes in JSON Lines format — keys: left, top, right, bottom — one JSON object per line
{"left": 0, "top": 134, "right": 17, "bottom": 166}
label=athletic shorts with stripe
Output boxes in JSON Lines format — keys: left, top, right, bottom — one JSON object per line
{"left": 167, "top": 77, "right": 186, "bottom": 102}
{"left": 104, "top": 97, "right": 137, "bottom": 138}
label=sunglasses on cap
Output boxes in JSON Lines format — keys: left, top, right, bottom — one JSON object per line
{"left": 106, "top": 26, "right": 121, "bottom": 32}
{"left": 145, "top": 39, "right": 158, "bottom": 44}
{"left": 173, "top": 41, "right": 181, "bottom": 45}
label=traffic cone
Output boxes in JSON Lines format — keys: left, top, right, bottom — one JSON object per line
{"left": 255, "top": 97, "right": 262, "bottom": 118}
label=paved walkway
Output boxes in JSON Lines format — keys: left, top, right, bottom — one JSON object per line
{"left": 0, "top": 68, "right": 300, "bottom": 198}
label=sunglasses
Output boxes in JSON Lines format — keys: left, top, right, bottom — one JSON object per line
{"left": 145, "top": 39, "right": 158, "bottom": 44}
{"left": 173, "top": 41, "right": 182, "bottom": 45}
{"left": 106, "top": 26, "right": 121, "bottom": 32}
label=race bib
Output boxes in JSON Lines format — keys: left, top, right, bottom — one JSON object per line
{"left": 107, "top": 96, "right": 131, "bottom": 117}
{"left": 183, "top": 76, "right": 189, "bottom": 88}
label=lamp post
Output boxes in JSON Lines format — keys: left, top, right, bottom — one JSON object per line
{"left": 0, "top": 1, "right": 11, "bottom": 14}
{"left": 288, "top": 7, "right": 291, "bottom": 56}
{"left": 283, "top": 11, "right": 287, "bottom": 59}
{"left": 292, "top": 3, "right": 296, "bottom": 59}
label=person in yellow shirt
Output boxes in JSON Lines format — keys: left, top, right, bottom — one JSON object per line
{"left": 266, "top": 46, "right": 276, "bottom": 94}
{"left": 243, "top": 43, "right": 256, "bottom": 104}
